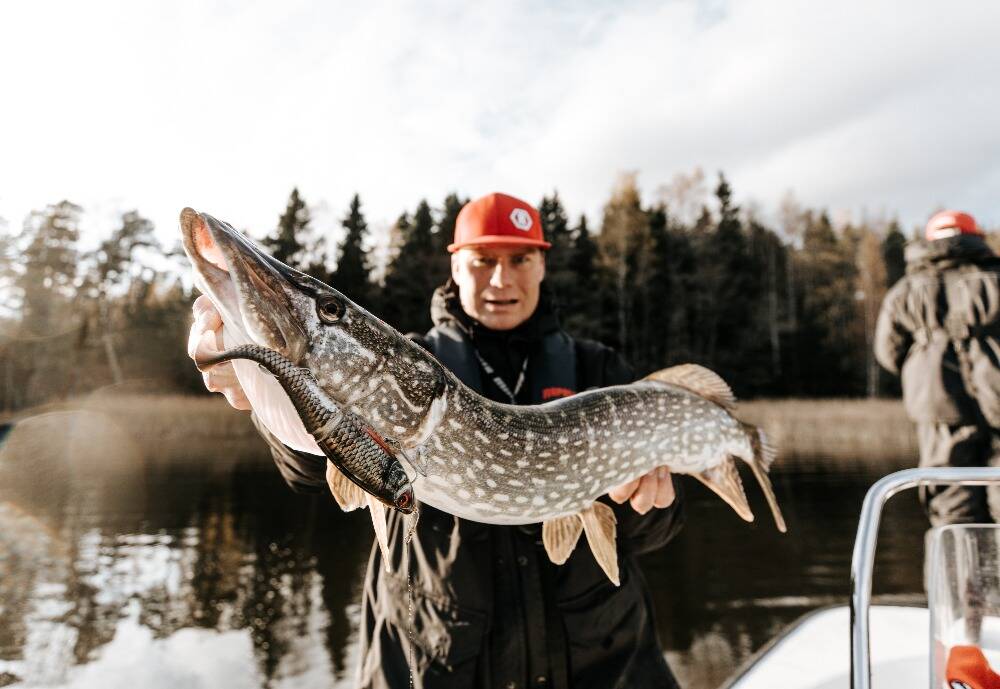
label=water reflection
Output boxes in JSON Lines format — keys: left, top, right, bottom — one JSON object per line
{"left": 0, "top": 432, "right": 926, "bottom": 689}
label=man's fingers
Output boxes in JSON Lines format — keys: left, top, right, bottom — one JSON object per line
{"left": 608, "top": 478, "right": 640, "bottom": 504}
{"left": 203, "top": 363, "right": 238, "bottom": 392}
{"left": 189, "top": 328, "right": 220, "bottom": 364}
{"left": 653, "top": 467, "right": 676, "bottom": 508}
{"left": 223, "top": 387, "right": 252, "bottom": 411}
{"left": 188, "top": 306, "right": 224, "bottom": 359}
{"left": 192, "top": 294, "right": 219, "bottom": 315}
{"left": 630, "top": 473, "right": 658, "bottom": 514}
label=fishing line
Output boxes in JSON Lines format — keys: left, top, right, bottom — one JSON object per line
{"left": 404, "top": 506, "right": 420, "bottom": 689}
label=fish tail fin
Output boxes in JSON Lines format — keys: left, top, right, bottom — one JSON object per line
{"left": 742, "top": 423, "right": 787, "bottom": 533}
{"left": 693, "top": 456, "right": 754, "bottom": 523}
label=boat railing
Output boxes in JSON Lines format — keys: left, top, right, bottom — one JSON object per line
{"left": 850, "top": 466, "right": 1000, "bottom": 689}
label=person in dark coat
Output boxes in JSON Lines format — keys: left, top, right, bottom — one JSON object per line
{"left": 189, "top": 192, "right": 684, "bottom": 689}
{"left": 875, "top": 210, "right": 1000, "bottom": 525}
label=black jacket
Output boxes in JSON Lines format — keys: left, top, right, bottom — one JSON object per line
{"left": 260, "top": 282, "right": 684, "bottom": 689}
{"left": 875, "top": 234, "right": 1000, "bottom": 426}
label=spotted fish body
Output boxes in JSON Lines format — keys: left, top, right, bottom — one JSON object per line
{"left": 397, "top": 378, "right": 756, "bottom": 525}
{"left": 180, "top": 207, "right": 786, "bottom": 584}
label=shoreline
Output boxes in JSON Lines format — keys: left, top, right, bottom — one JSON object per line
{"left": 0, "top": 393, "right": 919, "bottom": 472}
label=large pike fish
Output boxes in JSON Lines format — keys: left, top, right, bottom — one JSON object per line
{"left": 181, "top": 207, "right": 786, "bottom": 584}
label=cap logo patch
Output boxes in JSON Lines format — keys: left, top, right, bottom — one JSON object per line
{"left": 509, "top": 208, "right": 533, "bottom": 231}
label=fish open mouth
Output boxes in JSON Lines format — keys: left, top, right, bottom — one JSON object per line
{"left": 179, "top": 207, "right": 308, "bottom": 363}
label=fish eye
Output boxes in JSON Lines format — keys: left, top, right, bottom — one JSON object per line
{"left": 395, "top": 489, "right": 413, "bottom": 512}
{"left": 316, "top": 296, "right": 345, "bottom": 324}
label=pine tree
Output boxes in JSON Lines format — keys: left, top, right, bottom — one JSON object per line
{"left": 794, "top": 211, "right": 863, "bottom": 395}
{"left": 882, "top": 220, "right": 906, "bottom": 287}
{"left": 85, "top": 210, "right": 159, "bottom": 383}
{"left": 380, "top": 201, "right": 437, "bottom": 333}
{"left": 682, "top": 173, "right": 763, "bottom": 391}
{"left": 429, "top": 193, "right": 466, "bottom": 289}
{"left": 332, "top": 194, "right": 373, "bottom": 309}
{"left": 19, "top": 200, "right": 82, "bottom": 335}
{"left": 596, "top": 174, "right": 656, "bottom": 371}
{"left": 539, "top": 193, "right": 576, "bottom": 316}
{"left": 11, "top": 201, "right": 84, "bottom": 405}
{"left": 648, "top": 204, "right": 698, "bottom": 367}
{"left": 856, "top": 227, "right": 888, "bottom": 397}
{"left": 562, "top": 215, "right": 601, "bottom": 339}
{"left": 264, "top": 188, "right": 311, "bottom": 266}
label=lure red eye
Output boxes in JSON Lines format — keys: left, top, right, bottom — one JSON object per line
{"left": 396, "top": 491, "right": 412, "bottom": 510}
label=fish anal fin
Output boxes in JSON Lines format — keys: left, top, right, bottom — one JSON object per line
{"left": 643, "top": 364, "right": 736, "bottom": 409}
{"left": 580, "top": 502, "right": 620, "bottom": 586}
{"left": 365, "top": 494, "right": 392, "bottom": 573}
{"left": 543, "top": 515, "right": 584, "bottom": 565}
{"left": 694, "top": 456, "right": 754, "bottom": 523}
{"left": 326, "top": 462, "right": 365, "bottom": 512}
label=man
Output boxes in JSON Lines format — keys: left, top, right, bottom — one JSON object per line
{"left": 189, "top": 192, "right": 684, "bottom": 688}
{"left": 875, "top": 210, "right": 1000, "bottom": 525}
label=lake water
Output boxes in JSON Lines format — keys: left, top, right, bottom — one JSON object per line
{"left": 0, "top": 439, "right": 926, "bottom": 689}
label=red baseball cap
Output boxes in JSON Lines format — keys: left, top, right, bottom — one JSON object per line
{"left": 926, "top": 210, "right": 982, "bottom": 241}
{"left": 448, "top": 192, "right": 551, "bottom": 252}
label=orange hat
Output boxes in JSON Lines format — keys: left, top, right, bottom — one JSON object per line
{"left": 448, "top": 192, "right": 551, "bottom": 253}
{"left": 946, "top": 645, "right": 1000, "bottom": 689}
{"left": 926, "top": 210, "right": 982, "bottom": 241}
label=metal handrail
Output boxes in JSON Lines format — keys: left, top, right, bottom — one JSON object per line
{"left": 850, "top": 466, "right": 1000, "bottom": 689}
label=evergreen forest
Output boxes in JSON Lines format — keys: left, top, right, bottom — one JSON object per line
{"left": 2, "top": 170, "right": 984, "bottom": 411}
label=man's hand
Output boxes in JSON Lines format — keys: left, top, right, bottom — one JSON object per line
{"left": 187, "top": 295, "right": 251, "bottom": 411}
{"left": 608, "top": 466, "right": 675, "bottom": 515}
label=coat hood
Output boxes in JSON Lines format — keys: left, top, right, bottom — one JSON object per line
{"left": 905, "top": 234, "right": 998, "bottom": 274}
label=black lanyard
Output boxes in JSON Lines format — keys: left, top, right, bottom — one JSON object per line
{"left": 472, "top": 349, "right": 528, "bottom": 404}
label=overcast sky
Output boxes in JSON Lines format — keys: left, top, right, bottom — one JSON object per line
{"left": 1, "top": 0, "right": 998, "bottom": 249}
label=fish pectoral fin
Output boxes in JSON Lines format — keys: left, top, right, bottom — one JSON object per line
{"left": 326, "top": 462, "right": 366, "bottom": 512}
{"left": 694, "top": 457, "right": 754, "bottom": 523}
{"left": 580, "top": 502, "right": 620, "bottom": 586}
{"left": 365, "top": 494, "right": 393, "bottom": 573}
{"left": 748, "top": 454, "right": 787, "bottom": 533}
{"left": 542, "top": 515, "right": 584, "bottom": 565}
{"left": 643, "top": 364, "right": 736, "bottom": 409}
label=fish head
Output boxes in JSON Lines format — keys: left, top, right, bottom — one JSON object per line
{"left": 181, "top": 207, "right": 313, "bottom": 364}
{"left": 180, "top": 208, "right": 446, "bottom": 433}
{"left": 387, "top": 464, "right": 415, "bottom": 514}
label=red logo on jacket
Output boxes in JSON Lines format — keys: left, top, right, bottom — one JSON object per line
{"left": 542, "top": 387, "right": 575, "bottom": 401}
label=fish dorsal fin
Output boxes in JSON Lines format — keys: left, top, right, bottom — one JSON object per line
{"left": 542, "top": 514, "right": 584, "bottom": 565}
{"left": 693, "top": 456, "right": 754, "bottom": 523}
{"left": 365, "top": 494, "right": 392, "bottom": 573}
{"left": 326, "top": 462, "right": 365, "bottom": 512}
{"left": 643, "top": 364, "right": 736, "bottom": 409}
{"left": 580, "top": 502, "right": 620, "bottom": 586}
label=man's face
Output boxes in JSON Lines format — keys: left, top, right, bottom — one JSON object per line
{"left": 451, "top": 245, "right": 546, "bottom": 331}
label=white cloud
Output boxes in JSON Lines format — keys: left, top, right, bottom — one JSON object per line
{"left": 1, "top": 0, "right": 998, "bottom": 252}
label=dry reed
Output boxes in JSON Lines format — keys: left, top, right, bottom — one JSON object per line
{"left": 2, "top": 394, "right": 920, "bottom": 473}
{"left": 738, "top": 398, "right": 918, "bottom": 471}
